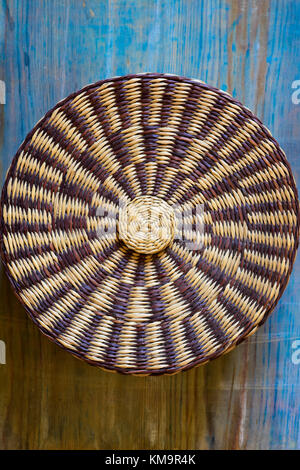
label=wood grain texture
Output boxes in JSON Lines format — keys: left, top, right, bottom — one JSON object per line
{"left": 0, "top": 0, "right": 299, "bottom": 450}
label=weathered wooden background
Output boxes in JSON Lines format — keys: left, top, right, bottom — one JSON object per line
{"left": 0, "top": 0, "right": 299, "bottom": 450}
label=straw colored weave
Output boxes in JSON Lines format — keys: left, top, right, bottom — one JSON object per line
{"left": 1, "top": 73, "right": 299, "bottom": 375}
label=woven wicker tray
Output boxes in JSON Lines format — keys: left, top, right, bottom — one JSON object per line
{"left": 1, "top": 73, "right": 299, "bottom": 375}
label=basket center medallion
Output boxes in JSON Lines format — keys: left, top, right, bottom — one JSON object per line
{"left": 118, "top": 196, "right": 175, "bottom": 254}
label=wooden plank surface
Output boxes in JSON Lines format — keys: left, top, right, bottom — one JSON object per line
{"left": 0, "top": 0, "right": 299, "bottom": 450}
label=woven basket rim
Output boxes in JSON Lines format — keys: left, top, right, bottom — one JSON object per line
{"left": 1, "top": 72, "right": 299, "bottom": 376}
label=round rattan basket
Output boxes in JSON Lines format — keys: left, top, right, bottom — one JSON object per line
{"left": 1, "top": 73, "right": 299, "bottom": 375}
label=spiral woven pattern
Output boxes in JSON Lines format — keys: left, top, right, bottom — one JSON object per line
{"left": 1, "top": 73, "right": 299, "bottom": 375}
{"left": 118, "top": 196, "right": 175, "bottom": 254}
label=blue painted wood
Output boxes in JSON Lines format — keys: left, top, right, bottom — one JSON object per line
{"left": 0, "top": 0, "right": 299, "bottom": 449}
